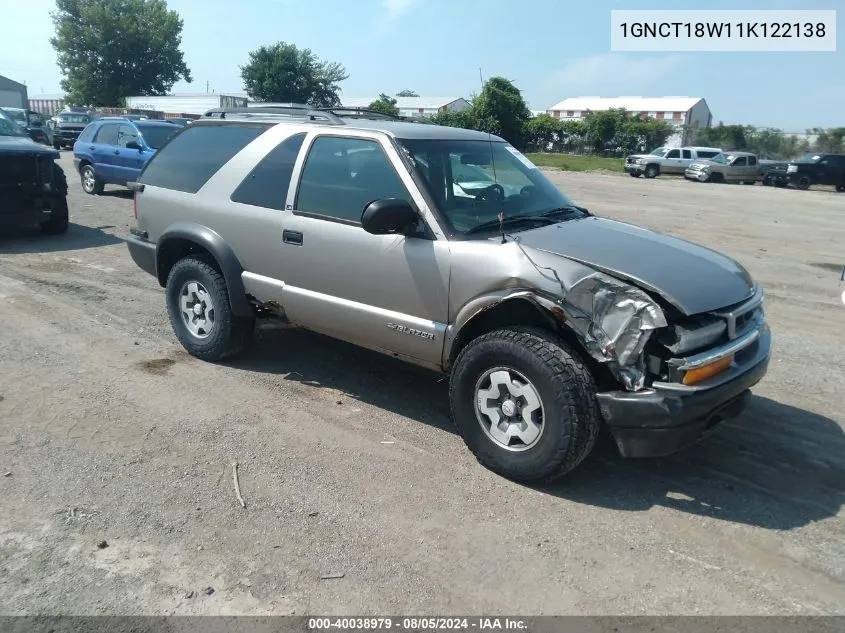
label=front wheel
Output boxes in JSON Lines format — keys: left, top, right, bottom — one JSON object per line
{"left": 644, "top": 165, "right": 659, "bottom": 178}
{"left": 449, "top": 328, "right": 601, "bottom": 483}
{"left": 165, "top": 255, "right": 255, "bottom": 362}
{"left": 40, "top": 196, "right": 69, "bottom": 235}
{"left": 629, "top": 171, "right": 641, "bottom": 178}
{"left": 796, "top": 175, "right": 811, "bottom": 190}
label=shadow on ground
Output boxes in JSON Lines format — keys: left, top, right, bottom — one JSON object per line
{"left": 230, "top": 324, "right": 843, "bottom": 531}
{"left": 542, "top": 395, "right": 845, "bottom": 531}
{"left": 227, "top": 323, "right": 455, "bottom": 435}
{"left": 0, "top": 222, "right": 124, "bottom": 254}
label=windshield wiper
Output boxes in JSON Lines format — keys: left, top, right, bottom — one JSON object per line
{"left": 464, "top": 214, "right": 558, "bottom": 236}
{"left": 540, "top": 205, "right": 590, "bottom": 218}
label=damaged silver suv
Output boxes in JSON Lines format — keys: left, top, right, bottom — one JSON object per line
{"left": 126, "top": 106, "right": 771, "bottom": 482}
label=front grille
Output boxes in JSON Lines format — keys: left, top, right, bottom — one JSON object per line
{"left": 0, "top": 155, "right": 39, "bottom": 190}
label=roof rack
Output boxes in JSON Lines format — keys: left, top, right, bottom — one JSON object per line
{"left": 201, "top": 105, "right": 344, "bottom": 124}
{"left": 317, "top": 107, "right": 403, "bottom": 121}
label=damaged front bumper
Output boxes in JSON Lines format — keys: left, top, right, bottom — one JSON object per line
{"left": 598, "top": 323, "right": 771, "bottom": 458}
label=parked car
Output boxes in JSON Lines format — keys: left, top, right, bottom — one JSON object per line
{"left": 0, "top": 108, "right": 69, "bottom": 234}
{"left": 46, "top": 111, "right": 93, "bottom": 149}
{"left": 73, "top": 118, "right": 181, "bottom": 194}
{"left": 785, "top": 153, "right": 845, "bottom": 191}
{"left": 0, "top": 107, "right": 49, "bottom": 145}
{"left": 684, "top": 151, "right": 760, "bottom": 184}
{"left": 125, "top": 108, "right": 771, "bottom": 483}
{"left": 625, "top": 146, "right": 722, "bottom": 178}
{"left": 759, "top": 159, "right": 790, "bottom": 187}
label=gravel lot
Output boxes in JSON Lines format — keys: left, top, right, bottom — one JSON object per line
{"left": 1, "top": 153, "right": 844, "bottom": 615}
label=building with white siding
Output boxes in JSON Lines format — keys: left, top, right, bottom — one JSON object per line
{"left": 341, "top": 96, "right": 470, "bottom": 118}
{"left": 547, "top": 96, "right": 712, "bottom": 147}
{"left": 125, "top": 93, "right": 248, "bottom": 116}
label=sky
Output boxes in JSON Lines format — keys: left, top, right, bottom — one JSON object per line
{"left": 1, "top": 0, "right": 842, "bottom": 131}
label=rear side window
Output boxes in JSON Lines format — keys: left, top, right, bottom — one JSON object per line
{"left": 748, "top": 156, "right": 757, "bottom": 166}
{"left": 78, "top": 124, "right": 96, "bottom": 143}
{"left": 682, "top": 149, "right": 691, "bottom": 159}
{"left": 230, "top": 133, "right": 306, "bottom": 210}
{"left": 95, "top": 123, "right": 119, "bottom": 146}
{"left": 139, "top": 123, "right": 269, "bottom": 193}
{"left": 697, "top": 150, "right": 719, "bottom": 159}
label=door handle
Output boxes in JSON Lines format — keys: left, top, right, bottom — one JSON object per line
{"left": 282, "top": 230, "right": 303, "bottom": 246}
{"left": 89, "top": 146, "right": 95, "bottom": 151}
{"left": 113, "top": 150, "right": 120, "bottom": 155}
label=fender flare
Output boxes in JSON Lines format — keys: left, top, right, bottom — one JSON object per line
{"left": 442, "top": 289, "right": 564, "bottom": 368}
{"left": 156, "top": 222, "right": 253, "bottom": 317}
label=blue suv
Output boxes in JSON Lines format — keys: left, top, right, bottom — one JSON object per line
{"left": 73, "top": 118, "right": 180, "bottom": 194}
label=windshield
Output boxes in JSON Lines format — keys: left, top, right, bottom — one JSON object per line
{"left": 649, "top": 147, "right": 668, "bottom": 156}
{"left": 794, "top": 153, "right": 822, "bottom": 163}
{"left": 0, "top": 109, "right": 26, "bottom": 136}
{"left": 709, "top": 153, "right": 730, "bottom": 164}
{"left": 2, "top": 109, "right": 27, "bottom": 126}
{"left": 136, "top": 124, "right": 179, "bottom": 149}
{"left": 399, "top": 138, "right": 583, "bottom": 236}
{"left": 58, "top": 114, "right": 91, "bottom": 124}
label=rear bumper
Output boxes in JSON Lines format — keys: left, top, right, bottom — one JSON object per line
{"left": 127, "top": 234, "right": 157, "bottom": 278}
{"left": 598, "top": 326, "right": 771, "bottom": 458}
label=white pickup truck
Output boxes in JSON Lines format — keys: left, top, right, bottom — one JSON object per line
{"left": 625, "top": 146, "right": 723, "bottom": 178}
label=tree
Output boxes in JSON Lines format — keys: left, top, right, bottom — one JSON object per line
{"left": 368, "top": 93, "right": 399, "bottom": 116}
{"left": 472, "top": 77, "right": 531, "bottom": 149}
{"left": 396, "top": 89, "right": 419, "bottom": 97}
{"left": 240, "top": 42, "right": 348, "bottom": 107}
{"left": 50, "top": 0, "right": 191, "bottom": 106}
{"left": 525, "top": 114, "right": 561, "bottom": 152}
{"left": 583, "top": 109, "right": 625, "bottom": 153}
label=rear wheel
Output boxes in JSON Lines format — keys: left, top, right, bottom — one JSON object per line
{"left": 644, "top": 164, "right": 659, "bottom": 178}
{"left": 80, "top": 164, "right": 104, "bottom": 195}
{"left": 449, "top": 328, "right": 601, "bottom": 483}
{"left": 165, "top": 255, "right": 255, "bottom": 362}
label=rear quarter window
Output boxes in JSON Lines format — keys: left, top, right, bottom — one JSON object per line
{"left": 697, "top": 150, "right": 719, "bottom": 158}
{"left": 139, "top": 123, "right": 269, "bottom": 193}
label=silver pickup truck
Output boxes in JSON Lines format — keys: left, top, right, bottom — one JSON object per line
{"left": 625, "top": 146, "right": 723, "bottom": 178}
{"left": 126, "top": 107, "right": 771, "bottom": 483}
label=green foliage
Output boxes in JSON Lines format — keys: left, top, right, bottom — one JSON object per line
{"left": 50, "top": 0, "right": 191, "bottom": 106}
{"left": 368, "top": 94, "right": 399, "bottom": 116}
{"left": 429, "top": 77, "right": 530, "bottom": 149}
{"left": 687, "top": 122, "right": 828, "bottom": 159}
{"left": 523, "top": 109, "right": 671, "bottom": 155}
{"left": 240, "top": 42, "right": 348, "bottom": 107}
{"left": 396, "top": 89, "right": 419, "bottom": 97}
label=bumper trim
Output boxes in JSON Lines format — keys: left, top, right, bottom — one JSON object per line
{"left": 597, "top": 326, "right": 771, "bottom": 458}
{"left": 126, "top": 235, "right": 157, "bottom": 278}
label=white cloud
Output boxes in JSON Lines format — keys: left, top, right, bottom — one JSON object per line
{"left": 544, "top": 53, "right": 683, "bottom": 100}
{"left": 381, "top": 0, "right": 419, "bottom": 20}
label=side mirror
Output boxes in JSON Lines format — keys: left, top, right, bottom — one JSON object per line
{"left": 361, "top": 198, "right": 418, "bottom": 235}
{"left": 126, "top": 140, "right": 142, "bottom": 151}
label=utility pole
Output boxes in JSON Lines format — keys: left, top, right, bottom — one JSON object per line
{"left": 479, "top": 68, "right": 484, "bottom": 91}
{"left": 206, "top": 80, "right": 210, "bottom": 93}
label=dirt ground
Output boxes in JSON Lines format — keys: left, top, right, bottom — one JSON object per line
{"left": 1, "top": 154, "right": 844, "bottom": 615}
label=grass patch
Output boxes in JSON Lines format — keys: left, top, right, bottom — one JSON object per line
{"left": 525, "top": 153, "right": 625, "bottom": 173}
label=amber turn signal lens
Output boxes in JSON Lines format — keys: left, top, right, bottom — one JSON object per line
{"left": 683, "top": 355, "right": 734, "bottom": 386}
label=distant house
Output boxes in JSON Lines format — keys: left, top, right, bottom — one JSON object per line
{"left": 341, "top": 96, "right": 470, "bottom": 118}
{"left": 0, "top": 75, "right": 28, "bottom": 109}
{"left": 547, "top": 96, "right": 712, "bottom": 147}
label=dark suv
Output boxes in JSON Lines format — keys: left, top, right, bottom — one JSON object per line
{"left": 46, "top": 111, "right": 93, "bottom": 150}
{"left": 786, "top": 153, "right": 845, "bottom": 191}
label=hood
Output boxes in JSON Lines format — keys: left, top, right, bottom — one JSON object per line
{"left": 626, "top": 154, "right": 652, "bottom": 160}
{"left": 57, "top": 121, "right": 87, "bottom": 129}
{"left": 517, "top": 217, "right": 755, "bottom": 315}
{"left": 0, "top": 135, "right": 60, "bottom": 157}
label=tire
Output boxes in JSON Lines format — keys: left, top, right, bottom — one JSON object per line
{"left": 762, "top": 174, "right": 773, "bottom": 186}
{"left": 644, "top": 164, "right": 659, "bottom": 179}
{"left": 40, "top": 195, "right": 69, "bottom": 235}
{"left": 80, "top": 164, "right": 104, "bottom": 195}
{"left": 165, "top": 255, "right": 255, "bottom": 362}
{"left": 796, "top": 175, "right": 811, "bottom": 190}
{"left": 449, "top": 327, "right": 601, "bottom": 483}
{"left": 629, "top": 172, "right": 641, "bottom": 178}
{"left": 836, "top": 180, "right": 845, "bottom": 193}
{"left": 52, "top": 140, "right": 61, "bottom": 150}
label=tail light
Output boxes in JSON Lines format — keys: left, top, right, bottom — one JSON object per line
{"left": 133, "top": 192, "right": 138, "bottom": 220}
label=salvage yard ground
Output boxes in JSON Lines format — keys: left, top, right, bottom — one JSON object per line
{"left": 0, "top": 154, "right": 844, "bottom": 615}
